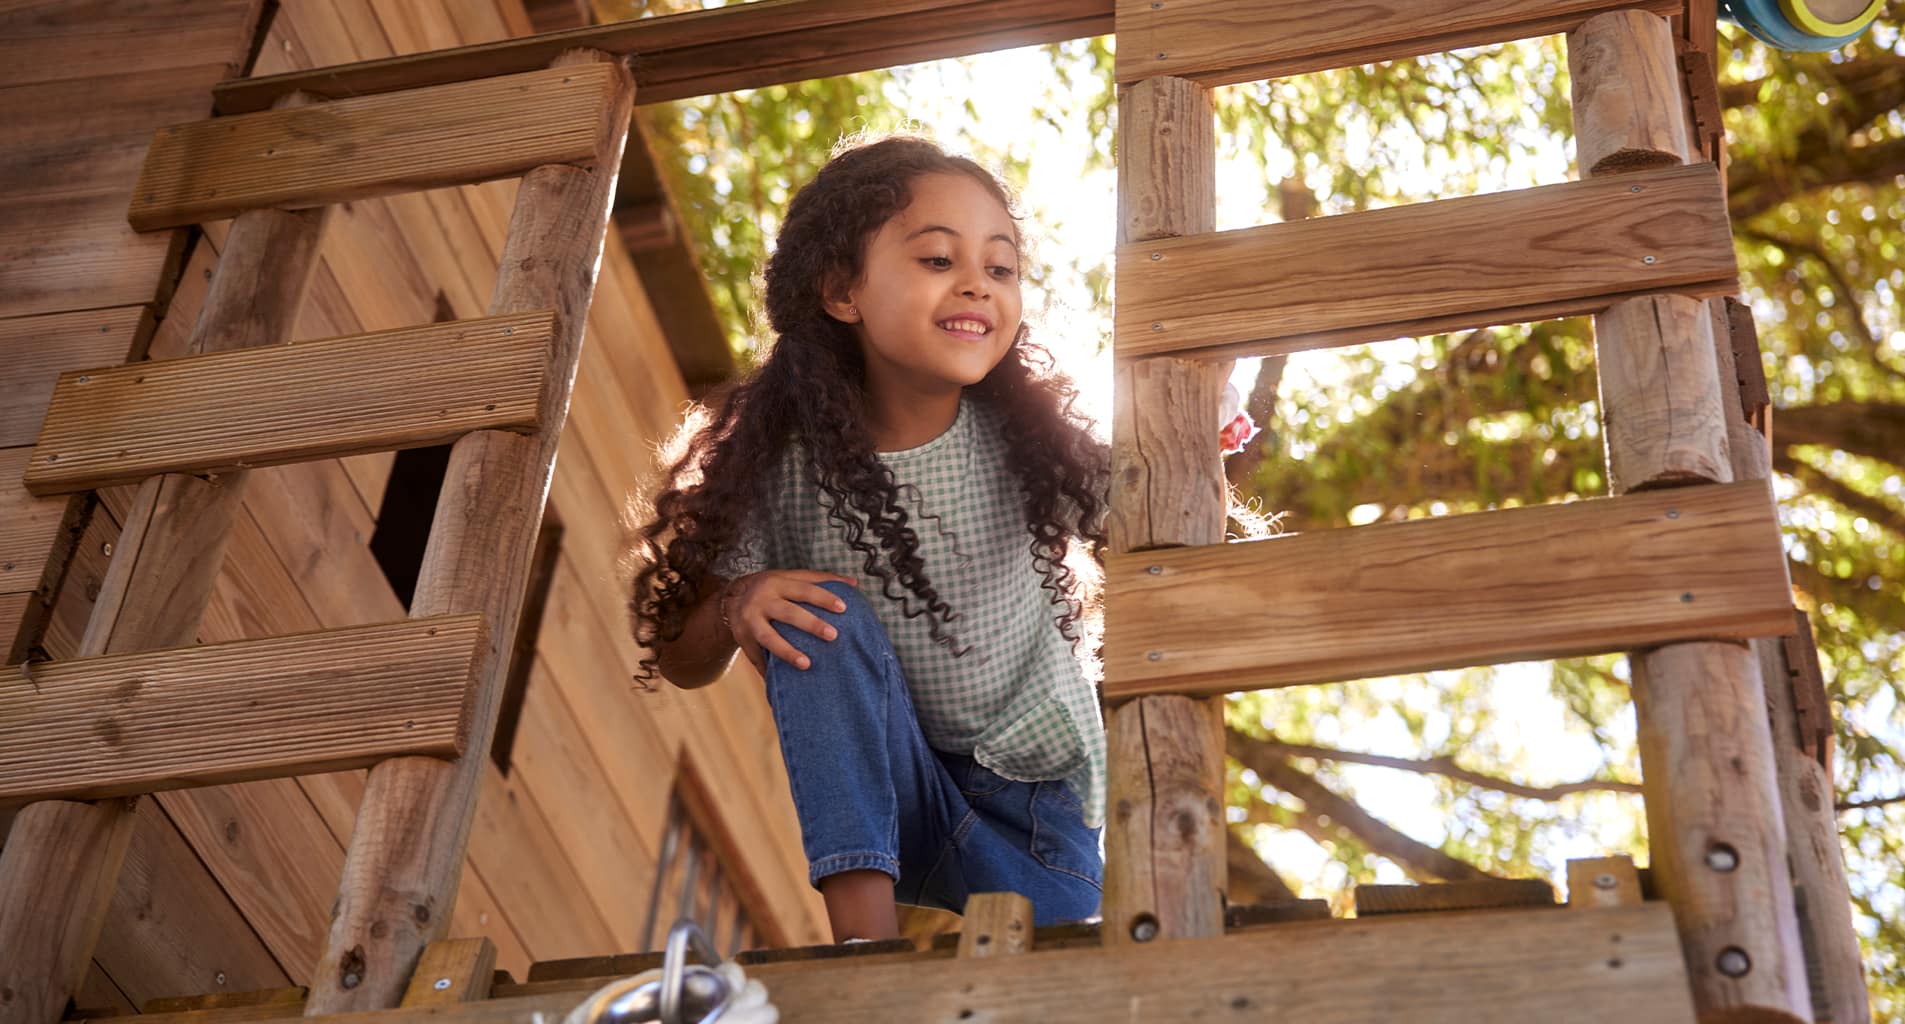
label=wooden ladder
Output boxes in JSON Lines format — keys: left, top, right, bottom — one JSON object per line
{"left": 0, "top": 48, "right": 634, "bottom": 1021}
{"left": 1, "top": 2, "right": 1870, "bottom": 1023}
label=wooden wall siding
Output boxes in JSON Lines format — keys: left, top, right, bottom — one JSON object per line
{"left": 0, "top": 0, "right": 827, "bottom": 1002}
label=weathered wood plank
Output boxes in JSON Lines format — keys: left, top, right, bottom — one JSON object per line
{"left": 0, "top": 614, "right": 483, "bottom": 806}
{"left": 25, "top": 311, "right": 553, "bottom": 495}
{"left": 0, "top": 0, "right": 259, "bottom": 86}
{"left": 214, "top": 0, "right": 1112, "bottom": 114}
{"left": 131, "top": 63, "right": 625, "bottom": 230}
{"left": 111, "top": 905, "right": 1697, "bottom": 1024}
{"left": 1102, "top": 481, "right": 1795, "bottom": 699}
{"left": 957, "top": 893, "right": 1034, "bottom": 958}
{"left": 1567, "top": 856, "right": 1643, "bottom": 909}
{"left": 1114, "top": 162, "right": 1738, "bottom": 361}
{"left": 0, "top": 446, "right": 70, "bottom": 594}
{"left": 398, "top": 938, "right": 496, "bottom": 1006}
{"left": 1114, "top": 0, "right": 1681, "bottom": 86}
{"left": 0, "top": 307, "right": 150, "bottom": 449}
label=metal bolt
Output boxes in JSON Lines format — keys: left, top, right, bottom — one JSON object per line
{"left": 214, "top": 972, "right": 227, "bottom": 986}
{"left": 1156, "top": 51, "right": 1168, "bottom": 60}
{"left": 1681, "top": 592, "right": 1695, "bottom": 603}
{"left": 1630, "top": 185, "right": 1643, "bottom": 193}
{"left": 503, "top": 327, "right": 513, "bottom": 335}
{"left": 1130, "top": 915, "right": 1160, "bottom": 942}
{"left": 44, "top": 454, "right": 57, "bottom": 463}
{"left": 1642, "top": 255, "right": 1658, "bottom": 265}
{"left": 1666, "top": 509, "right": 1680, "bottom": 519}
{"left": 99, "top": 324, "right": 111, "bottom": 333}
{"left": 1151, "top": 1, "right": 1162, "bottom": 7}
{"left": 1150, "top": 252, "right": 1163, "bottom": 261}
{"left": 1151, "top": 322, "right": 1164, "bottom": 331}
{"left": 1593, "top": 873, "right": 1618, "bottom": 890}
{"left": 1146, "top": 651, "right": 1163, "bottom": 662}
{"left": 102, "top": 542, "right": 113, "bottom": 556}
{"left": 1704, "top": 844, "right": 1739, "bottom": 872}
{"left": 433, "top": 978, "right": 452, "bottom": 991}
{"left": 77, "top": 375, "right": 89, "bottom": 383}
{"left": 1147, "top": 565, "right": 1163, "bottom": 575}
{"left": 342, "top": 972, "right": 362, "bottom": 989}
{"left": 1715, "top": 947, "right": 1751, "bottom": 978}
{"left": 2, "top": 563, "right": 12, "bottom": 572}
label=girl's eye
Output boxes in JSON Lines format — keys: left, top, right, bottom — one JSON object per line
{"left": 921, "top": 256, "right": 953, "bottom": 269}
{"left": 989, "top": 265, "right": 1017, "bottom": 279}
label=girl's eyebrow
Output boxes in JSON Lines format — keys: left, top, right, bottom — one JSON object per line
{"left": 905, "top": 224, "right": 1016, "bottom": 246}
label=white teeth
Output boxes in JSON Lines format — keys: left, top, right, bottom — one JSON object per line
{"left": 940, "top": 319, "right": 988, "bottom": 334}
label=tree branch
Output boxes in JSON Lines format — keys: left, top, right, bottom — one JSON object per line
{"left": 1730, "top": 135, "right": 1905, "bottom": 221}
{"left": 1777, "top": 402, "right": 1905, "bottom": 472}
{"left": 1225, "top": 827, "right": 1299, "bottom": 904}
{"left": 1252, "top": 735, "right": 1642, "bottom": 801}
{"left": 1775, "top": 450, "right": 1905, "bottom": 539}
{"left": 1838, "top": 792, "right": 1905, "bottom": 812}
{"left": 1228, "top": 729, "right": 1496, "bottom": 883}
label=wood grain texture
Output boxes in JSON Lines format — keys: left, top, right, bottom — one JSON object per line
{"left": 399, "top": 938, "right": 497, "bottom": 1006}
{"left": 214, "top": 0, "right": 1112, "bottom": 114}
{"left": 1114, "top": 0, "right": 1680, "bottom": 86}
{"left": 1115, "top": 163, "right": 1738, "bottom": 361}
{"left": 0, "top": 0, "right": 259, "bottom": 86}
{"left": 0, "top": 614, "right": 483, "bottom": 806}
{"left": 0, "top": 307, "right": 150, "bottom": 449}
{"left": 1632, "top": 642, "right": 1811, "bottom": 1020}
{"left": 25, "top": 311, "right": 553, "bottom": 494}
{"left": 131, "top": 63, "right": 623, "bottom": 230}
{"left": 1102, "top": 481, "right": 1795, "bottom": 699}
{"left": 1568, "top": 856, "right": 1643, "bottom": 909}
{"left": 308, "top": 49, "right": 635, "bottom": 1013}
{"left": 1594, "top": 294, "right": 1732, "bottom": 491}
{"left": 1102, "top": 697, "right": 1226, "bottom": 946}
{"left": 120, "top": 905, "right": 1699, "bottom": 1024}
{"left": 956, "top": 893, "right": 1034, "bottom": 958}
{"left": 0, "top": 799, "right": 135, "bottom": 1024}
{"left": 0, "top": 446, "right": 69, "bottom": 595}
{"left": 1567, "top": 10, "right": 1693, "bottom": 174}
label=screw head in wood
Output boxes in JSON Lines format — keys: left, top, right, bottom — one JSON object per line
{"left": 1642, "top": 255, "right": 1658, "bottom": 265}
{"left": 1681, "top": 592, "right": 1694, "bottom": 603}
{"left": 1156, "top": 52, "right": 1168, "bottom": 59}
{"left": 1150, "top": 252, "right": 1163, "bottom": 261}
{"left": 1130, "top": 914, "right": 1160, "bottom": 942}
{"left": 77, "top": 375, "right": 89, "bottom": 383}
{"left": 1704, "top": 843, "right": 1739, "bottom": 872}
{"left": 1666, "top": 509, "right": 1680, "bottom": 519}
{"left": 1147, "top": 565, "right": 1163, "bottom": 575}
{"left": 1715, "top": 947, "right": 1751, "bottom": 977}
{"left": 1151, "top": 322, "right": 1163, "bottom": 331}
{"left": 102, "top": 542, "right": 113, "bottom": 556}
{"left": 1146, "top": 651, "right": 1163, "bottom": 662}
{"left": 1151, "top": 1, "right": 1162, "bottom": 7}
{"left": 1593, "top": 873, "right": 1618, "bottom": 890}
{"left": 1630, "top": 185, "right": 1643, "bottom": 193}
{"left": 215, "top": 972, "right": 227, "bottom": 986}
{"left": 503, "top": 327, "right": 513, "bottom": 335}
{"left": 433, "top": 978, "right": 452, "bottom": 991}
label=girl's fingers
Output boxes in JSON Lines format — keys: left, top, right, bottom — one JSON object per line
{"left": 770, "top": 604, "right": 838, "bottom": 643}
{"left": 754, "top": 625, "right": 810, "bottom": 670}
{"left": 784, "top": 570, "right": 858, "bottom": 588}
{"left": 795, "top": 583, "right": 850, "bottom": 614}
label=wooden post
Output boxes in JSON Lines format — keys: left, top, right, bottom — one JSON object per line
{"left": 956, "top": 893, "right": 1033, "bottom": 958}
{"left": 1101, "top": 74, "right": 1228, "bottom": 948}
{"left": 304, "top": 49, "right": 633, "bottom": 1013}
{"left": 1711, "top": 305, "right": 1871, "bottom": 1024}
{"left": 1570, "top": 14, "right": 1809, "bottom": 1022}
{"left": 0, "top": 98, "right": 329, "bottom": 1024}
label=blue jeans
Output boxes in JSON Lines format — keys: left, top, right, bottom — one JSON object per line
{"left": 763, "top": 582, "right": 1103, "bottom": 926}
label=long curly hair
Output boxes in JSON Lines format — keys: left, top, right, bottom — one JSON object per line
{"left": 628, "top": 136, "right": 1109, "bottom": 683}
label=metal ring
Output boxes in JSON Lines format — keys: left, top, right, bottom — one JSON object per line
{"left": 660, "top": 919, "right": 722, "bottom": 1024}
{"left": 1779, "top": 0, "right": 1883, "bottom": 35}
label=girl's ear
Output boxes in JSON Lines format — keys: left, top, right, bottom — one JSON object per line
{"left": 820, "top": 274, "right": 860, "bottom": 324}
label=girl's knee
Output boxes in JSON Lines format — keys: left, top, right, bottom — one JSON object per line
{"left": 770, "top": 580, "right": 886, "bottom": 657}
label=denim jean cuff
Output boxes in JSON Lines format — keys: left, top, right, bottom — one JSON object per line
{"left": 807, "top": 851, "right": 901, "bottom": 889}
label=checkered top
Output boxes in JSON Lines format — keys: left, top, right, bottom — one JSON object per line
{"left": 717, "top": 397, "right": 1106, "bottom": 829}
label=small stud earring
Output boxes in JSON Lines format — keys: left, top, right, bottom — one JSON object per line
{"left": 847, "top": 306, "right": 859, "bottom": 320}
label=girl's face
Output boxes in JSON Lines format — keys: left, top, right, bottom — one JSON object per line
{"left": 827, "top": 172, "right": 1023, "bottom": 401}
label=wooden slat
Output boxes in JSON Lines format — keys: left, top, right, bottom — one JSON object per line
{"left": 213, "top": 0, "right": 1113, "bottom": 114}
{"left": 129, "top": 905, "right": 1696, "bottom": 1024}
{"left": 399, "top": 938, "right": 497, "bottom": 1006}
{"left": 131, "top": 63, "right": 624, "bottom": 230}
{"left": 1103, "top": 481, "right": 1793, "bottom": 699}
{"left": 1354, "top": 879, "right": 1557, "bottom": 916}
{"left": 0, "top": 307, "right": 150, "bottom": 448}
{"left": 957, "top": 893, "right": 1034, "bottom": 957}
{"left": 1114, "top": 0, "right": 1681, "bottom": 86}
{"left": 1115, "top": 162, "right": 1737, "bottom": 361}
{"left": 1568, "top": 856, "right": 1644, "bottom": 909}
{"left": 0, "top": 446, "right": 69, "bottom": 593}
{"left": 0, "top": 0, "right": 260, "bottom": 86}
{"left": 0, "top": 614, "right": 483, "bottom": 806}
{"left": 24, "top": 312, "right": 552, "bottom": 495}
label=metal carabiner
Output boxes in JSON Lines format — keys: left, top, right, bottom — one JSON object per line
{"left": 660, "top": 918, "right": 730, "bottom": 1024}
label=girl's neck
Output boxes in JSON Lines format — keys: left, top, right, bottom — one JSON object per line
{"left": 866, "top": 385, "right": 962, "bottom": 452}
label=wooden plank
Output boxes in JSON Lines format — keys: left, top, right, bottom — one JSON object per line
{"left": 1114, "top": 162, "right": 1738, "bottom": 361}
{"left": 1354, "top": 879, "right": 1556, "bottom": 916}
{"left": 0, "top": 614, "right": 484, "bottom": 806}
{"left": 0, "top": 307, "right": 150, "bottom": 448}
{"left": 1113, "top": 0, "right": 1682, "bottom": 86}
{"left": 131, "top": 62, "right": 625, "bottom": 230}
{"left": 25, "top": 311, "right": 554, "bottom": 494}
{"left": 1102, "top": 480, "right": 1795, "bottom": 699}
{"left": 0, "top": 446, "right": 69, "bottom": 592}
{"left": 144, "top": 987, "right": 306, "bottom": 1015}
{"left": 958, "top": 893, "right": 1034, "bottom": 958}
{"left": 215, "top": 0, "right": 1112, "bottom": 114}
{"left": 0, "top": 182, "right": 188, "bottom": 321}
{"left": 133, "top": 905, "right": 1696, "bottom": 1024}
{"left": 1568, "top": 856, "right": 1643, "bottom": 909}
{"left": 399, "top": 938, "right": 496, "bottom": 1006}
{"left": 0, "top": 591, "right": 26, "bottom": 661}
{"left": 0, "top": 0, "right": 260, "bottom": 86}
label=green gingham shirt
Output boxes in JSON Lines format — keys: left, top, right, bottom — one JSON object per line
{"left": 718, "top": 397, "right": 1106, "bottom": 829}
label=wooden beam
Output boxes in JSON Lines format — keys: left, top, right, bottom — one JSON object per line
{"left": 1102, "top": 481, "right": 1794, "bottom": 699}
{"left": 399, "top": 938, "right": 497, "bottom": 1006}
{"left": 25, "top": 312, "right": 553, "bottom": 495}
{"left": 131, "top": 63, "right": 624, "bottom": 230}
{"left": 1115, "top": 162, "right": 1737, "bottom": 361}
{"left": 957, "top": 893, "right": 1034, "bottom": 958}
{"left": 101, "top": 905, "right": 1698, "bottom": 1024}
{"left": 0, "top": 615, "right": 482, "bottom": 807}
{"left": 307, "top": 50, "right": 634, "bottom": 1013}
{"left": 212, "top": 0, "right": 1113, "bottom": 115}
{"left": 1114, "top": 0, "right": 1680, "bottom": 87}
{"left": 1568, "top": 856, "right": 1644, "bottom": 909}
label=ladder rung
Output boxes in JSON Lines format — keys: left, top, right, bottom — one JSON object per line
{"left": 129, "top": 62, "right": 623, "bottom": 230}
{"left": 1355, "top": 879, "right": 1557, "bottom": 916}
{"left": 1102, "top": 481, "right": 1793, "bottom": 700}
{"left": 23, "top": 312, "right": 553, "bottom": 496}
{"left": 1115, "top": 163, "right": 1735, "bottom": 362}
{"left": 0, "top": 615, "right": 482, "bottom": 806}
{"left": 1115, "top": 0, "right": 1680, "bottom": 87}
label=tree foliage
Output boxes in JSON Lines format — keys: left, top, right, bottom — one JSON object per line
{"left": 616, "top": 2, "right": 1904, "bottom": 1012}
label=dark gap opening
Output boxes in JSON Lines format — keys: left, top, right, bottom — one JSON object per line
{"left": 491, "top": 510, "right": 563, "bottom": 773}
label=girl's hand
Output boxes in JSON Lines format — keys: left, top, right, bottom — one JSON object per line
{"left": 720, "top": 570, "right": 859, "bottom": 673}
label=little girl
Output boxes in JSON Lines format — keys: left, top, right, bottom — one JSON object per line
{"left": 630, "top": 136, "right": 1111, "bottom": 942}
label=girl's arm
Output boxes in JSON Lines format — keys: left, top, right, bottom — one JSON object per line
{"left": 654, "top": 570, "right": 859, "bottom": 688}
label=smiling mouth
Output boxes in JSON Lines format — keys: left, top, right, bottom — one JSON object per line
{"left": 937, "top": 318, "right": 991, "bottom": 338}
